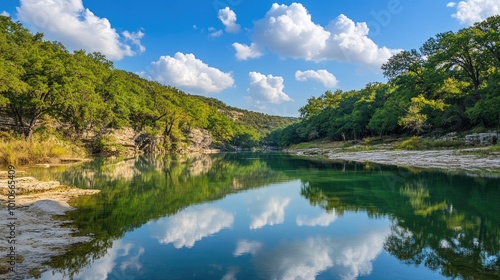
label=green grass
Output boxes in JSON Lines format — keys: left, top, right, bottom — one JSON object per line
{"left": 394, "top": 136, "right": 465, "bottom": 150}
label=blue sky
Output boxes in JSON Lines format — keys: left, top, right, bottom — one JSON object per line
{"left": 1, "top": 0, "right": 499, "bottom": 116}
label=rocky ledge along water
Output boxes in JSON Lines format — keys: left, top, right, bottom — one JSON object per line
{"left": 292, "top": 148, "right": 500, "bottom": 173}
{"left": 0, "top": 173, "right": 100, "bottom": 279}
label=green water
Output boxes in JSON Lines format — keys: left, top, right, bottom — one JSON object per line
{"left": 28, "top": 153, "right": 499, "bottom": 279}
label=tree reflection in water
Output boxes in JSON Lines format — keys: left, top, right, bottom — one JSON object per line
{"left": 27, "top": 153, "right": 499, "bottom": 279}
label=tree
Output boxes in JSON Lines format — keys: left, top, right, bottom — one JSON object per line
{"left": 473, "top": 15, "right": 500, "bottom": 68}
{"left": 427, "top": 30, "right": 485, "bottom": 101}
{"left": 4, "top": 34, "right": 71, "bottom": 139}
{"left": 399, "top": 94, "right": 447, "bottom": 134}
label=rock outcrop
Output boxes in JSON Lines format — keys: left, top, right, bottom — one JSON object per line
{"left": 185, "top": 128, "right": 218, "bottom": 154}
{"left": 465, "top": 132, "right": 499, "bottom": 146}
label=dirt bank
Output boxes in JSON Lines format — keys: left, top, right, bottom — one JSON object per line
{"left": 0, "top": 175, "right": 99, "bottom": 279}
{"left": 290, "top": 147, "right": 500, "bottom": 173}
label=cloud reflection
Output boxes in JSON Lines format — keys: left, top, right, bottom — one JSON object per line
{"left": 233, "top": 240, "right": 263, "bottom": 256}
{"left": 149, "top": 207, "right": 234, "bottom": 248}
{"left": 251, "top": 228, "right": 390, "bottom": 280}
{"left": 250, "top": 196, "right": 291, "bottom": 230}
{"left": 76, "top": 240, "right": 144, "bottom": 280}
{"left": 296, "top": 211, "right": 337, "bottom": 227}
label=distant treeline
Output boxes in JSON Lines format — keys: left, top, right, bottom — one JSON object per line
{"left": 268, "top": 16, "right": 500, "bottom": 147}
{"left": 0, "top": 16, "right": 294, "bottom": 151}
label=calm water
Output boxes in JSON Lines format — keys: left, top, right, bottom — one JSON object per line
{"left": 27, "top": 153, "right": 499, "bottom": 280}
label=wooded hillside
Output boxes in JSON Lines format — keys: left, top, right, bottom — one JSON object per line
{"left": 269, "top": 16, "right": 500, "bottom": 147}
{"left": 0, "top": 16, "right": 294, "bottom": 155}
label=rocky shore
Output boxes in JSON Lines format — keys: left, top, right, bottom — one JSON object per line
{"left": 290, "top": 147, "right": 500, "bottom": 173}
{"left": 0, "top": 174, "right": 99, "bottom": 279}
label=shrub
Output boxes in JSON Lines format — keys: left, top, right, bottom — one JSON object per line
{"left": 394, "top": 137, "right": 427, "bottom": 150}
{"left": 394, "top": 136, "right": 464, "bottom": 150}
{"left": 0, "top": 133, "right": 85, "bottom": 165}
{"left": 91, "top": 135, "right": 125, "bottom": 156}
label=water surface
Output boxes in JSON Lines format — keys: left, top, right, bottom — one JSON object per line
{"left": 28, "top": 153, "right": 500, "bottom": 279}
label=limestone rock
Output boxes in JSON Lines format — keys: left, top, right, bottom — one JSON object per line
{"left": 186, "top": 128, "right": 218, "bottom": 154}
{"left": 465, "top": 132, "right": 499, "bottom": 146}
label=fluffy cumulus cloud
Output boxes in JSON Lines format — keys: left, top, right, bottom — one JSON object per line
{"left": 16, "top": 0, "right": 144, "bottom": 60}
{"left": 232, "top": 43, "right": 263, "bottom": 60}
{"left": 447, "top": 0, "right": 500, "bottom": 25}
{"left": 234, "top": 3, "right": 399, "bottom": 67}
{"left": 149, "top": 52, "right": 234, "bottom": 94}
{"left": 249, "top": 195, "right": 291, "bottom": 230}
{"left": 218, "top": 7, "right": 240, "bottom": 33}
{"left": 149, "top": 206, "right": 234, "bottom": 249}
{"left": 295, "top": 69, "right": 338, "bottom": 88}
{"left": 1, "top": 11, "right": 10, "bottom": 17}
{"left": 246, "top": 72, "right": 292, "bottom": 110}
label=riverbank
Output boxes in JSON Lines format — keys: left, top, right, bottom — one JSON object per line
{"left": 0, "top": 174, "right": 100, "bottom": 278}
{"left": 288, "top": 146, "right": 500, "bottom": 173}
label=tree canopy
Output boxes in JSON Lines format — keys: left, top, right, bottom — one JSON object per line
{"left": 270, "top": 15, "right": 500, "bottom": 147}
{"left": 0, "top": 16, "right": 294, "bottom": 151}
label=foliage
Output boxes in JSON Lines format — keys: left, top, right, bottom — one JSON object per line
{"left": 0, "top": 133, "right": 85, "bottom": 165}
{"left": 0, "top": 16, "right": 294, "bottom": 153}
{"left": 271, "top": 15, "right": 500, "bottom": 147}
{"left": 394, "top": 136, "right": 464, "bottom": 150}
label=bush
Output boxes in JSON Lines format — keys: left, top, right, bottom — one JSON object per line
{"left": 91, "top": 135, "right": 124, "bottom": 156}
{"left": 394, "top": 136, "right": 464, "bottom": 150}
{"left": 0, "top": 133, "right": 85, "bottom": 165}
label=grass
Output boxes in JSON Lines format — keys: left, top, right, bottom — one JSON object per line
{"left": 394, "top": 136, "right": 465, "bottom": 150}
{"left": 289, "top": 136, "right": 467, "bottom": 152}
{"left": 0, "top": 134, "right": 86, "bottom": 165}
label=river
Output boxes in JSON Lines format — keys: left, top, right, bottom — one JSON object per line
{"left": 27, "top": 152, "right": 500, "bottom": 279}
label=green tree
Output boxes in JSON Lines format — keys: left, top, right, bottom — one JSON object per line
{"left": 399, "top": 94, "right": 447, "bottom": 134}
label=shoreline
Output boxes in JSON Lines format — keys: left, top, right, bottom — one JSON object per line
{"left": 288, "top": 147, "right": 500, "bottom": 174}
{"left": 0, "top": 176, "right": 100, "bottom": 278}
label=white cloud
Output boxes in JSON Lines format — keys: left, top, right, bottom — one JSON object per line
{"left": 252, "top": 3, "right": 330, "bottom": 60}
{"left": 234, "top": 3, "right": 399, "bottom": 68}
{"left": 249, "top": 195, "right": 291, "bottom": 230}
{"left": 449, "top": 0, "right": 500, "bottom": 25}
{"left": 149, "top": 206, "right": 234, "bottom": 248}
{"left": 208, "top": 27, "right": 223, "bottom": 38}
{"left": 296, "top": 211, "right": 338, "bottom": 227}
{"left": 1, "top": 11, "right": 10, "bottom": 17}
{"left": 447, "top": 2, "right": 457, "bottom": 8}
{"left": 218, "top": 7, "right": 240, "bottom": 33}
{"left": 295, "top": 69, "right": 338, "bottom": 88}
{"left": 233, "top": 240, "right": 263, "bottom": 256}
{"left": 233, "top": 43, "right": 263, "bottom": 60}
{"left": 149, "top": 52, "right": 234, "bottom": 94}
{"left": 246, "top": 72, "right": 292, "bottom": 111}
{"left": 16, "top": 0, "right": 144, "bottom": 60}
{"left": 122, "top": 30, "right": 146, "bottom": 53}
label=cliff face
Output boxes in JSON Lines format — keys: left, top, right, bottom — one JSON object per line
{"left": 185, "top": 128, "right": 218, "bottom": 154}
{"left": 105, "top": 127, "right": 217, "bottom": 156}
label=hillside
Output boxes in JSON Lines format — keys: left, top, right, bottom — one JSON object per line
{"left": 0, "top": 16, "right": 294, "bottom": 164}
{"left": 268, "top": 15, "right": 500, "bottom": 147}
